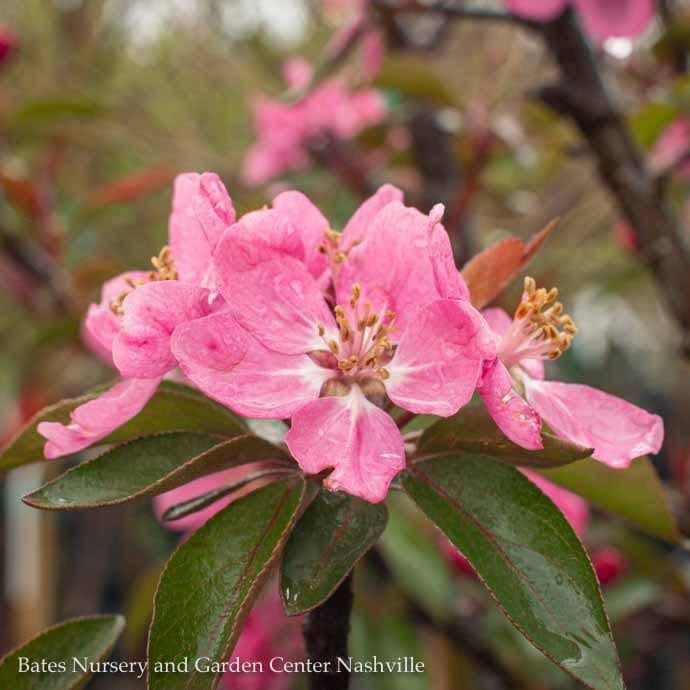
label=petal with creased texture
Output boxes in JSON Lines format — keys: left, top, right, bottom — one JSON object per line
{"left": 37, "top": 378, "right": 160, "bottom": 459}
{"left": 172, "top": 311, "right": 328, "bottom": 419}
{"left": 478, "top": 358, "right": 543, "bottom": 450}
{"left": 340, "top": 184, "right": 403, "bottom": 248}
{"left": 387, "top": 300, "right": 494, "bottom": 416}
{"left": 112, "top": 281, "right": 212, "bottom": 378}
{"left": 272, "top": 190, "right": 330, "bottom": 282}
{"left": 285, "top": 388, "right": 405, "bottom": 503}
{"left": 524, "top": 379, "right": 664, "bottom": 468}
{"left": 337, "top": 202, "right": 467, "bottom": 334}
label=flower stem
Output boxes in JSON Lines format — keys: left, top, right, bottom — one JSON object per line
{"left": 302, "top": 573, "right": 353, "bottom": 690}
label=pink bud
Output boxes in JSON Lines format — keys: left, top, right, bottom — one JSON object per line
{"left": 0, "top": 25, "right": 19, "bottom": 68}
{"left": 593, "top": 547, "right": 628, "bottom": 586}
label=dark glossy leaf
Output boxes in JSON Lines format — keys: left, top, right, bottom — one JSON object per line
{"left": 0, "top": 615, "right": 125, "bottom": 690}
{"left": 538, "top": 457, "right": 680, "bottom": 542}
{"left": 148, "top": 479, "right": 308, "bottom": 690}
{"left": 0, "top": 381, "right": 245, "bottom": 474}
{"left": 403, "top": 454, "right": 624, "bottom": 690}
{"left": 23, "top": 433, "right": 291, "bottom": 510}
{"left": 417, "top": 405, "right": 592, "bottom": 468}
{"left": 281, "top": 490, "right": 387, "bottom": 615}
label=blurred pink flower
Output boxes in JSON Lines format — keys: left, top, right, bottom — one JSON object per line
{"left": 38, "top": 173, "right": 235, "bottom": 458}
{"left": 649, "top": 117, "right": 690, "bottom": 179}
{"left": 614, "top": 220, "right": 640, "bottom": 253}
{"left": 221, "top": 586, "right": 304, "bottom": 690}
{"left": 592, "top": 546, "right": 628, "bottom": 585}
{"left": 0, "top": 25, "right": 19, "bottom": 68}
{"left": 505, "top": 0, "right": 654, "bottom": 41}
{"left": 173, "top": 187, "right": 494, "bottom": 502}
{"left": 242, "top": 58, "right": 387, "bottom": 186}
{"left": 477, "top": 278, "right": 663, "bottom": 468}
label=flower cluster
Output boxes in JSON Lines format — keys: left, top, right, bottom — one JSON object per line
{"left": 242, "top": 58, "right": 387, "bottom": 186}
{"left": 506, "top": 0, "right": 654, "bottom": 41}
{"left": 38, "top": 172, "right": 663, "bottom": 503}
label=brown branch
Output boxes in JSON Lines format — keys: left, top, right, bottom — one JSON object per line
{"left": 536, "top": 8, "right": 690, "bottom": 356}
{"left": 302, "top": 573, "right": 353, "bottom": 690}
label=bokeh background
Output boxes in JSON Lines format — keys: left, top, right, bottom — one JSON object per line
{"left": 1, "top": 1, "right": 690, "bottom": 689}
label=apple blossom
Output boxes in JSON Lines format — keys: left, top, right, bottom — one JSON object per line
{"left": 477, "top": 277, "right": 663, "bottom": 468}
{"left": 242, "top": 58, "right": 387, "bottom": 186}
{"left": 37, "top": 173, "right": 235, "bottom": 458}
{"left": 172, "top": 187, "right": 493, "bottom": 503}
{"left": 505, "top": 0, "right": 655, "bottom": 41}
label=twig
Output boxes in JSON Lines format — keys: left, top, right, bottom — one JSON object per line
{"left": 302, "top": 573, "right": 353, "bottom": 690}
{"left": 536, "top": 9, "right": 690, "bottom": 356}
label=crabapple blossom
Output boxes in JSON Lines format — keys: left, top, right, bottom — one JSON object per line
{"left": 477, "top": 277, "right": 663, "bottom": 468}
{"left": 37, "top": 173, "right": 235, "bottom": 458}
{"left": 505, "top": 0, "right": 655, "bottom": 41}
{"left": 242, "top": 58, "right": 387, "bottom": 186}
{"left": 172, "top": 186, "right": 493, "bottom": 502}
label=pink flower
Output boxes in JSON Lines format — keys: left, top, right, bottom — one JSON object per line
{"left": 649, "top": 117, "right": 690, "bottom": 179}
{"left": 0, "top": 25, "right": 19, "bottom": 68}
{"left": 242, "top": 58, "right": 387, "bottom": 186}
{"left": 173, "top": 187, "right": 493, "bottom": 503}
{"left": 505, "top": 0, "right": 655, "bottom": 41}
{"left": 38, "top": 173, "right": 235, "bottom": 458}
{"left": 477, "top": 277, "right": 663, "bottom": 468}
{"left": 221, "top": 585, "right": 304, "bottom": 690}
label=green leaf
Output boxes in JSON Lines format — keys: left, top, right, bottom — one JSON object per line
{"left": 0, "top": 381, "right": 245, "bottom": 474}
{"left": 148, "top": 479, "right": 308, "bottom": 690}
{"left": 403, "top": 454, "right": 624, "bottom": 690}
{"left": 375, "top": 57, "right": 458, "bottom": 106}
{"left": 23, "top": 433, "right": 291, "bottom": 510}
{"left": 537, "top": 457, "right": 680, "bottom": 542}
{"left": 13, "top": 98, "right": 106, "bottom": 125}
{"left": 629, "top": 101, "right": 678, "bottom": 148}
{"left": 0, "top": 615, "right": 125, "bottom": 690}
{"left": 417, "top": 406, "right": 592, "bottom": 468}
{"left": 281, "top": 490, "right": 387, "bottom": 615}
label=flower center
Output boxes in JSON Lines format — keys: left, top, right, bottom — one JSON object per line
{"left": 499, "top": 276, "right": 577, "bottom": 369}
{"left": 316, "top": 283, "right": 396, "bottom": 382}
{"left": 318, "top": 228, "right": 361, "bottom": 270}
{"left": 110, "top": 245, "right": 178, "bottom": 316}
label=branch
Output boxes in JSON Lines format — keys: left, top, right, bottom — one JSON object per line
{"left": 536, "top": 8, "right": 690, "bottom": 356}
{"left": 302, "top": 573, "right": 353, "bottom": 690}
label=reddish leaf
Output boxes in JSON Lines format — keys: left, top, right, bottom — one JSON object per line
{"left": 86, "top": 165, "right": 176, "bottom": 208}
{"left": 461, "top": 219, "right": 557, "bottom": 309}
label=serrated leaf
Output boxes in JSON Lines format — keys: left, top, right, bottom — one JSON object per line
{"left": 403, "top": 454, "right": 624, "bottom": 690}
{"left": 417, "top": 405, "right": 592, "bottom": 468}
{"left": 0, "top": 615, "right": 125, "bottom": 690}
{"left": 0, "top": 381, "right": 245, "bottom": 474}
{"left": 281, "top": 490, "right": 387, "bottom": 615}
{"left": 148, "top": 479, "right": 308, "bottom": 690}
{"left": 23, "top": 433, "right": 291, "bottom": 510}
{"left": 538, "top": 457, "right": 680, "bottom": 542}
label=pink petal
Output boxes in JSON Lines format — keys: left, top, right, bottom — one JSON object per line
{"left": 362, "top": 29, "right": 385, "bottom": 80}
{"left": 272, "top": 191, "right": 330, "bottom": 282}
{"left": 172, "top": 311, "right": 328, "bottom": 419}
{"left": 153, "top": 466, "right": 261, "bottom": 533}
{"left": 340, "top": 184, "right": 403, "bottom": 248}
{"left": 478, "top": 358, "right": 543, "bottom": 450}
{"left": 505, "top": 0, "right": 567, "bottom": 21}
{"left": 283, "top": 57, "right": 313, "bottom": 91}
{"left": 522, "top": 470, "right": 589, "bottom": 537}
{"left": 574, "top": 0, "right": 654, "bottom": 40}
{"left": 285, "top": 388, "right": 405, "bottom": 503}
{"left": 37, "top": 378, "right": 160, "bottom": 459}
{"left": 648, "top": 118, "right": 690, "bottom": 177}
{"left": 169, "top": 173, "right": 234, "bottom": 286}
{"left": 524, "top": 379, "right": 664, "bottom": 468}
{"left": 215, "top": 254, "right": 336, "bottom": 356}
{"left": 387, "top": 299, "right": 494, "bottom": 416}
{"left": 112, "top": 281, "right": 213, "bottom": 379}
{"left": 82, "top": 271, "right": 150, "bottom": 364}
{"left": 337, "top": 202, "right": 467, "bottom": 335}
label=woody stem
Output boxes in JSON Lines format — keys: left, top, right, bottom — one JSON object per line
{"left": 303, "top": 573, "right": 353, "bottom": 690}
